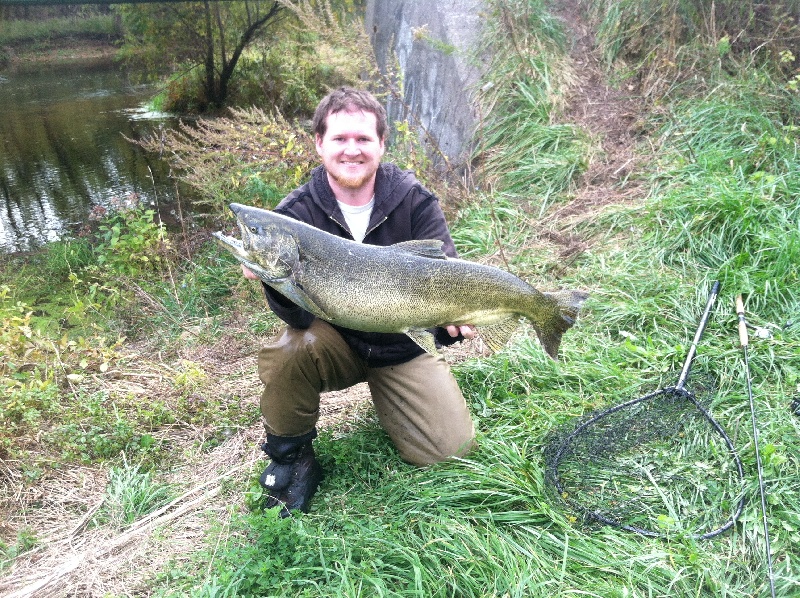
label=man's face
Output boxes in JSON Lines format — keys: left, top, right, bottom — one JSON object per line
{"left": 315, "top": 109, "right": 385, "bottom": 193}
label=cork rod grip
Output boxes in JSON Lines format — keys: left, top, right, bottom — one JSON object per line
{"left": 736, "top": 295, "right": 748, "bottom": 348}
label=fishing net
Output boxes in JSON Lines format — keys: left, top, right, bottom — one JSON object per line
{"left": 544, "top": 282, "right": 746, "bottom": 539}
{"left": 544, "top": 385, "right": 746, "bottom": 538}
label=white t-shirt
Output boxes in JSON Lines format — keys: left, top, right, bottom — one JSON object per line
{"left": 337, "top": 197, "right": 374, "bottom": 243}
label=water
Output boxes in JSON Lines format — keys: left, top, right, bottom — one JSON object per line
{"left": 0, "top": 59, "right": 180, "bottom": 253}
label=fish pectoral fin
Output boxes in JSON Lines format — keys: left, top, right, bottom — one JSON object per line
{"left": 390, "top": 240, "right": 448, "bottom": 260}
{"left": 405, "top": 329, "right": 440, "bottom": 355}
{"left": 270, "top": 280, "right": 332, "bottom": 320}
{"left": 477, "top": 317, "right": 522, "bottom": 353}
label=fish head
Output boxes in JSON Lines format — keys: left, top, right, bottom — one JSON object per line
{"left": 213, "top": 203, "right": 298, "bottom": 282}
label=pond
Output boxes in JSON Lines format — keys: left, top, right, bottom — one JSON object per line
{"left": 0, "top": 58, "right": 182, "bottom": 254}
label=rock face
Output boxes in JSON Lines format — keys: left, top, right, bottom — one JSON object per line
{"left": 365, "top": 0, "right": 486, "bottom": 169}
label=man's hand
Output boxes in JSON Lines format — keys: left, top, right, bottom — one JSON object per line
{"left": 242, "top": 265, "right": 260, "bottom": 280}
{"left": 445, "top": 324, "right": 476, "bottom": 340}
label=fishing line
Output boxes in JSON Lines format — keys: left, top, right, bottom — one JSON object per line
{"left": 736, "top": 295, "right": 776, "bottom": 598}
{"left": 545, "top": 281, "right": 746, "bottom": 539}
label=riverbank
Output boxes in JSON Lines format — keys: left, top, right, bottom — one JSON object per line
{"left": 1, "top": 37, "right": 120, "bottom": 71}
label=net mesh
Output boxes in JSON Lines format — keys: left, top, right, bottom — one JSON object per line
{"left": 544, "top": 386, "right": 746, "bottom": 538}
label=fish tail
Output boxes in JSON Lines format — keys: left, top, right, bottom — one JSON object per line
{"left": 536, "top": 289, "right": 589, "bottom": 359}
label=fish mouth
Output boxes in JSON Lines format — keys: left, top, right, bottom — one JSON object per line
{"left": 212, "top": 231, "right": 249, "bottom": 259}
{"left": 214, "top": 204, "right": 254, "bottom": 258}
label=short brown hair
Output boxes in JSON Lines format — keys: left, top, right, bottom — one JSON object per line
{"left": 312, "top": 87, "right": 388, "bottom": 141}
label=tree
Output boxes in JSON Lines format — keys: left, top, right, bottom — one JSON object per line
{"left": 118, "top": 1, "right": 287, "bottom": 111}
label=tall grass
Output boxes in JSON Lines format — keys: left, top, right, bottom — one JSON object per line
{"left": 98, "top": 458, "right": 175, "bottom": 529}
{"left": 644, "top": 82, "right": 800, "bottom": 321}
{"left": 474, "top": 0, "right": 588, "bottom": 215}
{"left": 589, "top": 0, "right": 800, "bottom": 75}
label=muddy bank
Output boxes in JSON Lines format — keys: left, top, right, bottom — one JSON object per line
{"left": 1, "top": 38, "right": 120, "bottom": 71}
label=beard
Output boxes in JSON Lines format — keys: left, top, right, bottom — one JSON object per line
{"left": 328, "top": 169, "right": 373, "bottom": 190}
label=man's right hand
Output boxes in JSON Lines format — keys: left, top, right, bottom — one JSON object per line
{"left": 242, "top": 265, "right": 260, "bottom": 280}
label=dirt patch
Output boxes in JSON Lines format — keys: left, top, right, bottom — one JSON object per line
{"left": 543, "top": 2, "right": 649, "bottom": 237}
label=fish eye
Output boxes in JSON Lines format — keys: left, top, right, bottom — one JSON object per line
{"left": 250, "top": 226, "right": 258, "bottom": 234}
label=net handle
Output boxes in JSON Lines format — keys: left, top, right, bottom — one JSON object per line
{"left": 675, "top": 280, "right": 720, "bottom": 390}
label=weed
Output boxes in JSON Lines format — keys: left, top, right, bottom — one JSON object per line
{"left": 384, "top": 120, "right": 434, "bottom": 186}
{"left": 96, "top": 458, "right": 175, "bottom": 529}
{"left": 172, "top": 361, "right": 208, "bottom": 390}
{"left": 0, "top": 528, "right": 39, "bottom": 571}
{"left": 475, "top": 1, "right": 586, "bottom": 211}
{"left": 135, "top": 109, "right": 317, "bottom": 216}
{"left": 590, "top": 0, "right": 800, "bottom": 96}
{"left": 92, "top": 206, "right": 171, "bottom": 279}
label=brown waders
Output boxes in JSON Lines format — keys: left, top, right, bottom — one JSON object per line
{"left": 256, "top": 320, "right": 476, "bottom": 515}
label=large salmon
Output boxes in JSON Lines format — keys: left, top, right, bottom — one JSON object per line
{"left": 214, "top": 203, "right": 588, "bottom": 359}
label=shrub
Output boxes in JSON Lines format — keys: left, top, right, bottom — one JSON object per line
{"left": 136, "top": 108, "right": 317, "bottom": 215}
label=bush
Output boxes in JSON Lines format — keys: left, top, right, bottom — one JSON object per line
{"left": 93, "top": 206, "right": 171, "bottom": 278}
{"left": 136, "top": 108, "right": 317, "bottom": 215}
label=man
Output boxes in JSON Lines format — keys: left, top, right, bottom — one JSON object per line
{"left": 243, "top": 87, "right": 476, "bottom": 517}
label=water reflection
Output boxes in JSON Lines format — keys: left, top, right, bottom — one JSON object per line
{"left": 0, "top": 60, "right": 179, "bottom": 253}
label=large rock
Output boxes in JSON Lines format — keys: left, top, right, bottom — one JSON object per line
{"left": 365, "top": 0, "right": 486, "bottom": 170}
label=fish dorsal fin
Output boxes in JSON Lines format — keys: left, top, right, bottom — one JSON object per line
{"left": 478, "top": 316, "right": 522, "bottom": 353}
{"left": 390, "top": 240, "right": 448, "bottom": 260}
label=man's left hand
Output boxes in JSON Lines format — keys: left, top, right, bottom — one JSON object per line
{"left": 445, "top": 325, "right": 476, "bottom": 340}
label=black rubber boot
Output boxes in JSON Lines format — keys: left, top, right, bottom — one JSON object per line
{"left": 259, "top": 429, "right": 323, "bottom": 517}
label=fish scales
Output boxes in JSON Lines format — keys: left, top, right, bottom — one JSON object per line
{"left": 214, "top": 203, "right": 588, "bottom": 359}
{"left": 298, "top": 239, "right": 535, "bottom": 329}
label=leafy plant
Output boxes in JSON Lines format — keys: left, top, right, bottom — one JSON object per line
{"left": 0, "top": 528, "right": 39, "bottom": 571}
{"left": 93, "top": 205, "right": 171, "bottom": 278}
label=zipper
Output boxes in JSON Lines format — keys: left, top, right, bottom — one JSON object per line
{"left": 364, "top": 216, "right": 387, "bottom": 239}
{"left": 328, "top": 213, "right": 352, "bottom": 239}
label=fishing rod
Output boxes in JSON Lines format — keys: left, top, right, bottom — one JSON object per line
{"left": 736, "top": 295, "right": 776, "bottom": 598}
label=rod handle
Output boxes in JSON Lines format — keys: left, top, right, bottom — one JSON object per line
{"left": 736, "top": 294, "right": 749, "bottom": 347}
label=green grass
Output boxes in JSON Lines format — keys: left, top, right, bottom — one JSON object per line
{"left": 0, "top": 206, "right": 257, "bottom": 471}
{"left": 2, "top": 0, "right": 800, "bottom": 596}
{"left": 97, "top": 458, "right": 175, "bottom": 529}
